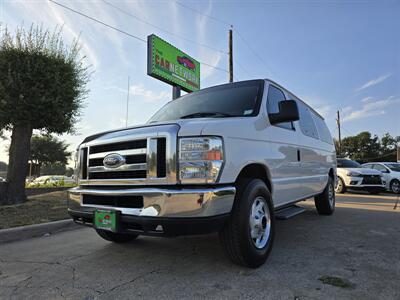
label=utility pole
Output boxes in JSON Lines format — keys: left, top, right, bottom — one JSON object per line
{"left": 336, "top": 110, "right": 342, "bottom": 156}
{"left": 172, "top": 85, "right": 181, "bottom": 100}
{"left": 126, "top": 76, "right": 130, "bottom": 128}
{"left": 228, "top": 25, "right": 233, "bottom": 83}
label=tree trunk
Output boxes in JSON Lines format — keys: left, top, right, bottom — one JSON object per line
{"left": 2, "top": 124, "right": 33, "bottom": 205}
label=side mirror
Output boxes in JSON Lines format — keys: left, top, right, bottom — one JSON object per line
{"left": 268, "top": 100, "right": 299, "bottom": 125}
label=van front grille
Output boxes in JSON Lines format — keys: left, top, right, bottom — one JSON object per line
{"left": 157, "top": 138, "right": 167, "bottom": 177}
{"left": 89, "top": 140, "right": 147, "bottom": 154}
{"left": 81, "top": 148, "right": 88, "bottom": 179}
{"left": 89, "top": 170, "right": 147, "bottom": 180}
{"left": 82, "top": 194, "right": 144, "bottom": 208}
{"left": 81, "top": 136, "right": 170, "bottom": 183}
{"left": 88, "top": 154, "right": 147, "bottom": 167}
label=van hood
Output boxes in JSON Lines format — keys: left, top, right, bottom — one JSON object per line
{"left": 80, "top": 119, "right": 208, "bottom": 146}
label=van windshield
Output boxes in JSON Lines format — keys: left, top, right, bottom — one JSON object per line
{"left": 148, "top": 80, "right": 264, "bottom": 123}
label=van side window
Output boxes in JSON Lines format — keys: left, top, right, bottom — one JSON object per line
{"left": 312, "top": 113, "right": 333, "bottom": 144}
{"left": 298, "top": 102, "right": 319, "bottom": 139}
{"left": 267, "top": 85, "right": 292, "bottom": 130}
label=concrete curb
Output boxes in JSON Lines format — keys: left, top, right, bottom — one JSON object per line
{"left": 0, "top": 219, "right": 81, "bottom": 244}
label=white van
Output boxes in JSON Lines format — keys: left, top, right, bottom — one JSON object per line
{"left": 69, "top": 79, "right": 336, "bottom": 267}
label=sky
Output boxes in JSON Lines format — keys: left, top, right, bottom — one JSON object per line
{"left": 0, "top": 0, "right": 399, "bottom": 166}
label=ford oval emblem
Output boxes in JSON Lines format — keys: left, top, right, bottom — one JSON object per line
{"left": 103, "top": 153, "right": 125, "bottom": 169}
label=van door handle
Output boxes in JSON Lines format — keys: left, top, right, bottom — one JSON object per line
{"left": 297, "top": 149, "right": 301, "bottom": 162}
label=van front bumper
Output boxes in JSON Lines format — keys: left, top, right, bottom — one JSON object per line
{"left": 68, "top": 186, "right": 235, "bottom": 236}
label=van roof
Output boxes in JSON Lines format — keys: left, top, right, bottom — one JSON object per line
{"left": 264, "top": 78, "right": 324, "bottom": 120}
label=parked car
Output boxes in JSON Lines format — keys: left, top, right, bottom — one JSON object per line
{"left": 28, "top": 175, "right": 73, "bottom": 187}
{"left": 69, "top": 79, "right": 336, "bottom": 268}
{"left": 0, "top": 177, "right": 5, "bottom": 182}
{"left": 362, "top": 162, "right": 400, "bottom": 193}
{"left": 336, "top": 158, "right": 386, "bottom": 194}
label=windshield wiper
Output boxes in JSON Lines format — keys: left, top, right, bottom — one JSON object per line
{"left": 180, "top": 112, "right": 234, "bottom": 119}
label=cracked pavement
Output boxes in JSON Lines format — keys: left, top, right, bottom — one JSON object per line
{"left": 0, "top": 193, "right": 399, "bottom": 299}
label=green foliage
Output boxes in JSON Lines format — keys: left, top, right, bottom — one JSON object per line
{"left": 25, "top": 181, "right": 76, "bottom": 189}
{"left": 0, "top": 25, "right": 89, "bottom": 133}
{"left": 29, "top": 134, "right": 71, "bottom": 167}
{"left": 39, "top": 162, "right": 67, "bottom": 176}
{"left": 336, "top": 131, "right": 399, "bottom": 163}
{"left": 65, "top": 167, "right": 74, "bottom": 177}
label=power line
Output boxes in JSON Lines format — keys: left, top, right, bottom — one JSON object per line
{"left": 175, "top": 1, "right": 231, "bottom": 27}
{"left": 341, "top": 126, "right": 356, "bottom": 137}
{"left": 234, "top": 58, "right": 252, "bottom": 78}
{"left": 101, "top": 0, "right": 228, "bottom": 55}
{"left": 200, "top": 61, "right": 228, "bottom": 73}
{"left": 174, "top": 1, "right": 279, "bottom": 79}
{"left": 233, "top": 28, "right": 278, "bottom": 78}
{"left": 49, "top": 0, "right": 146, "bottom": 43}
{"left": 48, "top": 0, "right": 228, "bottom": 73}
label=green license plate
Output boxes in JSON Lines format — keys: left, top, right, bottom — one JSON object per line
{"left": 94, "top": 210, "right": 117, "bottom": 232}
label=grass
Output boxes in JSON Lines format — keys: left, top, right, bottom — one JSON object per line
{"left": 0, "top": 191, "right": 70, "bottom": 230}
{"left": 25, "top": 182, "right": 77, "bottom": 189}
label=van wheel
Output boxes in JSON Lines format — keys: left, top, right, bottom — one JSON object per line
{"left": 96, "top": 229, "right": 138, "bottom": 243}
{"left": 315, "top": 176, "right": 335, "bottom": 215}
{"left": 390, "top": 179, "right": 400, "bottom": 194}
{"left": 219, "top": 179, "right": 275, "bottom": 268}
{"left": 335, "top": 177, "right": 346, "bottom": 193}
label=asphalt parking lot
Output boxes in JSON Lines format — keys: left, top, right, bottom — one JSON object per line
{"left": 0, "top": 192, "right": 399, "bottom": 299}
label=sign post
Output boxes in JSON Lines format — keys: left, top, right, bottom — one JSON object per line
{"left": 147, "top": 34, "right": 200, "bottom": 98}
{"left": 172, "top": 86, "right": 181, "bottom": 100}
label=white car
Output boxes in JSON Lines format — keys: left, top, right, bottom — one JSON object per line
{"left": 68, "top": 79, "right": 336, "bottom": 268}
{"left": 336, "top": 158, "right": 386, "bottom": 194}
{"left": 362, "top": 162, "right": 400, "bottom": 194}
{"left": 28, "top": 175, "right": 73, "bottom": 187}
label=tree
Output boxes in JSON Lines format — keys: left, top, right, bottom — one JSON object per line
{"left": 341, "top": 131, "right": 380, "bottom": 162}
{"left": 0, "top": 25, "right": 89, "bottom": 205}
{"left": 29, "top": 134, "right": 71, "bottom": 175}
{"left": 379, "top": 133, "right": 400, "bottom": 162}
{"left": 40, "top": 163, "right": 67, "bottom": 176}
{"left": 338, "top": 131, "right": 399, "bottom": 163}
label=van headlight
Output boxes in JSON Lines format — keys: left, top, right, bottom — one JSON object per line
{"left": 179, "top": 137, "right": 224, "bottom": 184}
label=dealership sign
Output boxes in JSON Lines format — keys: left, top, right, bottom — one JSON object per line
{"left": 147, "top": 34, "right": 200, "bottom": 92}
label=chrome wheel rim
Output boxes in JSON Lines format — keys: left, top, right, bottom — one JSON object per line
{"left": 335, "top": 178, "right": 343, "bottom": 192}
{"left": 249, "top": 196, "right": 271, "bottom": 249}
{"left": 392, "top": 181, "right": 400, "bottom": 193}
{"left": 328, "top": 182, "right": 335, "bottom": 208}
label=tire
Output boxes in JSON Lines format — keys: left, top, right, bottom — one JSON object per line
{"left": 219, "top": 178, "right": 275, "bottom": 268}
{"left": 96, "top": 229, "right": 138, "bottom": 243}
{"left": 315, "top": 176, "right": 335, "bottom": 215}
{"left": 390, "top": 179, "right": 400, "bottom": 194}
{"left": 335, "top": 177, "right": 346, "bottom": 194}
